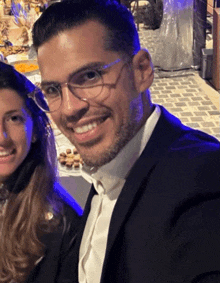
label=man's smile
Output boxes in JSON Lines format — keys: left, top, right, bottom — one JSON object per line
{"left": 75, "top": 121, "right": 98, "bottom": 134}
{"left": 64, "top": 114, "right": 110, "bottom": 144}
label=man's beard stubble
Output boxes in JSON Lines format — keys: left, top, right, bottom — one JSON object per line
{"left": 78, "top": 118, "right": 137, "bottom": 168}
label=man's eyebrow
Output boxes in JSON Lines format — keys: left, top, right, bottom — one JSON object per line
{"left": 41, "top": 61, "right": 106, "bottom": 86}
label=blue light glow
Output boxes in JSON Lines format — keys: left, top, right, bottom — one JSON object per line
{"left": 55, "top": 182, "right": 83, "bottom": 216}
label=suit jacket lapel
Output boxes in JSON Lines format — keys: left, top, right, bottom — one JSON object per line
{"left": 102, "top": 106, "right": 185, "bottom": 274}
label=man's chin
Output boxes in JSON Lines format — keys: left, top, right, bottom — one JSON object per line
{"left": 79, "top": 142, "right": 123, "bottom": 168}
{"left": 81, "top": 153, "right": 115, "bottom": 168}
{"left": 68, "top": 122, "right": 135, "bottom": 167}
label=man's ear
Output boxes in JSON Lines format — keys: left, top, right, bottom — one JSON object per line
{"left": 132, "top": 49, "right": 154, "bottom": 93}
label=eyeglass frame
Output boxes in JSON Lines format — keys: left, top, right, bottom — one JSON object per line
{"left": 28, "top": 57, "right": 128, "bottom": 113}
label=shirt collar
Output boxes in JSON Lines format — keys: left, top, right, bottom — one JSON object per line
{"left": 81, "top": 105, "right": 161, "bottom": 194}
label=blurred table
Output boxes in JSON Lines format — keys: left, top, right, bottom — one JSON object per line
{"left": 59, "top": 176, "right": 90, "bottom": 209}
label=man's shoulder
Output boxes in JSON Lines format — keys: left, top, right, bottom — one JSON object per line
{"left": 171, "top": 127, "right": 220, "bottom": 155}
{"left": 160, "top": 129, "right": 220, "bottom": 189}
{"left": 159, "top": 105, "right": 220, "bottom": 151}
{"left": 145, "top": 111, "right": 220, "bottom": 181}
{"left": 154, "top": 106, "right": 220, "bottom": 156}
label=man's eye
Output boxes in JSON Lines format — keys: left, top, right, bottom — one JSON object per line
{"left": 42, "top": 85, "right": 60, "bottom": 98}
{"left": 71, "top": 70, "right": 102, "bottom": 86}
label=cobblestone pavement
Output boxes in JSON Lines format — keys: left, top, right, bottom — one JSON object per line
{"left": 139, "top": 26, "right": 220, "bottom": 140}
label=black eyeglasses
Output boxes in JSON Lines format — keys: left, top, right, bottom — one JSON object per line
{"left": 28, "top": 58, "right": 127, "bottom": 113}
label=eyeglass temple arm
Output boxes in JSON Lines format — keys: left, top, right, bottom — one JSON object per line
{"left": 101, "top": 58, "right": 121, "bottom": 70}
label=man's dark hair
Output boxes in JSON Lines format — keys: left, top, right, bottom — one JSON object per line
{"left": 32, "top": 0, "right": 140, "bottom": 59}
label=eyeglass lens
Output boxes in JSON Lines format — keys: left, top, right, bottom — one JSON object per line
{"left": 36, "top": 69, "right": 104, "bottom": 112}
{"left": 34, "top": 89, "right": 50, "bottom": 112}
{"left": 34, "top": 58, "right": 122, "bottom": 112}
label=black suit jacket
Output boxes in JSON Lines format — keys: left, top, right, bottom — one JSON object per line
{"left": 76, "top": 106, "right": 220, "bottom": 283}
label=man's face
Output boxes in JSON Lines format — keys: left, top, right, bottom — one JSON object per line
{"left": 38, "top": 21, "right": 151, "bottom": 167}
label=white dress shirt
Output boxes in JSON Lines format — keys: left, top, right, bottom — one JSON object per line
{"left": 79, "top": 105, "right": 161, "bottom": 283}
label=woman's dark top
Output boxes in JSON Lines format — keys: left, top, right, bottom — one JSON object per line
{"left": 25, "top": 183, "right": 82, "bottom": 283}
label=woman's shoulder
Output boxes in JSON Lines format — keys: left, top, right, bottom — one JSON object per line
{"left": 25, "top": 183, "right": 82, "bottom": 283}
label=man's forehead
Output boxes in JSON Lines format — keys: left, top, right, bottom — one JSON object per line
{"left": 37, "top": 20, "right": 118, "bottom": 82}
{"left": 37, "top": 20, "right": 111, "bottom": 64}
{"left": 40, "top": 20, "right": 107, "bottom": 48}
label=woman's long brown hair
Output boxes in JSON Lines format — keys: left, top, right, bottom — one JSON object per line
{"left": 0, "top": 62, "right": 60, "bottom": 282}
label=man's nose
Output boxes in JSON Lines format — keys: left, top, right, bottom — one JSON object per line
{"left": 60, "top": 85, "right": 89, "bottom": 118}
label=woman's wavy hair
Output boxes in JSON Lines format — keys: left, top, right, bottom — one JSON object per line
{"left": 0, "top": 62, "right": 61, "bottom": 282}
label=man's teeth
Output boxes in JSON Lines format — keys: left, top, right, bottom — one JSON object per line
{"left": 75, "top": 122, "right": 98, "bottom": 134}
{"left": 0, "top": 150, "right": 13, "bottom": 157}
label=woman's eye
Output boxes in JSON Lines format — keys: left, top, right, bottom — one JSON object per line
{"left": 8, "top": 115, "right": 24, "bottom": 123}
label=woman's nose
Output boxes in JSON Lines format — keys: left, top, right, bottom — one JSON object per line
{"left": 0, "top": 124, "right": 8, "bottom": 143}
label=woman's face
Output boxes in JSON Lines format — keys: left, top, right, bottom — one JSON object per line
{"left": 0, "top": 88, "right": 34, "bottom": 183}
